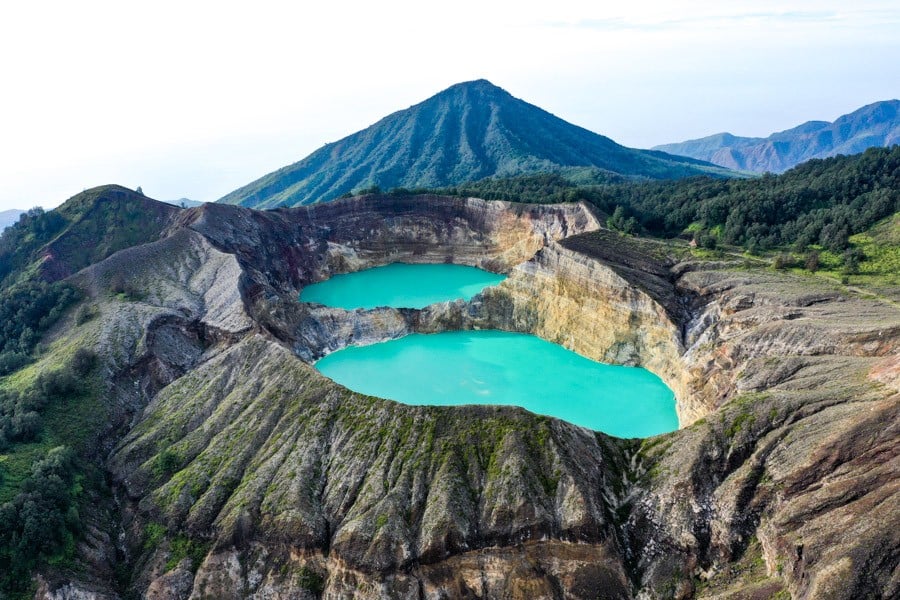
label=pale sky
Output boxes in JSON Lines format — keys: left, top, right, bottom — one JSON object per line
{"left": 1, "top": 0, "right": 898, "bottom": 211}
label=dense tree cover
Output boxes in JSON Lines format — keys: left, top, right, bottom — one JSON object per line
{"left": 439, "top": 146, "right": 900, "bottom": 253}
{"left": 592, "top": 146, "right": 900, "bottom": 251}
{"left": 0, "top": 446, "right": 83, "bottom": 593}
{"left": 606, "top": 206, "right": 639, "bottom": 235}
{"left": 0, "top": 280, "right": 80, "bottom": 376}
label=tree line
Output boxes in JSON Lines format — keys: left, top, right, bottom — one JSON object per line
{"left": 433, "top": 145, "right": 900, "bottom": 253}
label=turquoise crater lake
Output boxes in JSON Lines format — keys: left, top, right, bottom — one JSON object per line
{"left": 299, "top": 263, "right": 507, "bottom": 309}
{"left": 316, "top": 331, "right": 679, "bottom": 438}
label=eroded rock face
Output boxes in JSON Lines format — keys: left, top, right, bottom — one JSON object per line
{"left": 626, "top": 270, "right": 900, "bottom": 599}
{"left": 33, "top": 196, "right": 899, "bottom": 599}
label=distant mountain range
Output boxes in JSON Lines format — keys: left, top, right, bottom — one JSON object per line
{"left": 219, "top": 80, "right": 730, "bottom": 208}
{"left": 163, "top": 198, "right": 204, "bottom": 208}
{"left": 654, "top": 100, "right": 900, "bottom": 173}
{"left": 0, "top": 209, "right": 24, "bottom": 231}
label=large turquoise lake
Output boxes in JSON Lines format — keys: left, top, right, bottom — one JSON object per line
{"left": 316, "top": 330, "right": 679, "bottom": 438}
{"left": 300, "top": 263, "right": 506, "bottom": 309}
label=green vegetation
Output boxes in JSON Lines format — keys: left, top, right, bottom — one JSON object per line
{"left": 0, "top": 272, "right": 104, "bottom": 593}
{"left": 606, "top": 205, "right": 639, "bottom": 235}
{"left": 0, "top": 185, "right": 174, "bottom": 289}
{"left": 0, "top": 184, "right": 176, "bottom": 380}
{"left": 607, "top": 147, "right": 899, "bottom": 253}
{"left": 41, "top": 185, "right": 175, "bottom": 279}
{"left": 143, "top": 522, "right": 167, "bottom": 551}
{"left": 153, "top": 449, "right": 183, "bottom": 479}
{"left": 0, "top": 280, "right": 79, "bottom": 376}
{"left": 0, "top": 345, "right": 103, "bottom": 495}
{"left": 725, "top": 410, "right": 754, "bottom": 439}
{"left": 844, "top": 213, "right": 900, "bottom": 284}
{"left": 0, "top": 446, "right": 83, "bottom": 594}
{"left": 436, "top": 170, "right": 624, "bottom": 203}
{"left": 0, "top": 208, "right": 67, "bottom": 284}
{"left": 297, "top": 565, "right": 325, "bottom": 594}
{"left": 0, "top": 360, "right": 88, "bottom": 451}
{"left": 165, "top": 535, "right": 211, "bottom": 572}
{"left": 751, "top": 213, "right": 900, "bottom": 298}
{"left": 0, "top": 185, "right": 178, "bottom": 593}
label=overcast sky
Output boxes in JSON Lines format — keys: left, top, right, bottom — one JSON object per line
{"left": 1, "top": 0, "right": 898, "bottom": 211}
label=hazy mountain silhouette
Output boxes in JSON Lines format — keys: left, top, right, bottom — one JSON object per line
{"left": 655, "top": 100, "right": 900, "bottom": 173}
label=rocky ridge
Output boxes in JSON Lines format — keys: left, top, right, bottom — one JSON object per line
{"left": 24, "top": 194, "right": 899, "bottom": 599}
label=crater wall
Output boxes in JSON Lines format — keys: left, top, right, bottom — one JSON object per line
{"left": 31, "top": 196, "right": 899, "bottom": 600}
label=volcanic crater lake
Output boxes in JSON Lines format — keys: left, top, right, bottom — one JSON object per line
{"left": 299, "top": 263, "right": 507, "bottom": 309}
{"left": 316, "top": 330, "right": 679, "bottom": 438}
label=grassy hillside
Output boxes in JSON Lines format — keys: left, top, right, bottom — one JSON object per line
{"left": 0, "top": 186, "right": 178, "bottom": 286}
{"left": 218, "top": 80, "right": 732, "bottom": 208}
{"left": 0, "top": 185, "right": 179, "bottom": 378}
{"left": 768, "top": 212, "right": 900, "bottom": 303}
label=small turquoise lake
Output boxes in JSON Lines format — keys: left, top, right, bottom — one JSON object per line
{"left": 316, "top": 330, "right": 679, "bottom": 438}
{"left": 299, "top": 263, "right": 506, "bottom": 309}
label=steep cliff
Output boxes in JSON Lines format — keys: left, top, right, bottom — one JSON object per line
{"left": 13, "top": 195, "right": 898, "bottom": 599}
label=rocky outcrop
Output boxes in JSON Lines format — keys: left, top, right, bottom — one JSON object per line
{"left": 29, "top": 196, "right": 899, "bottom": 599}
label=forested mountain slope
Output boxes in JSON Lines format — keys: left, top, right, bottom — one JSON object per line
{"left": 218, "top": 80, "right": 731, "bottom": 208}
